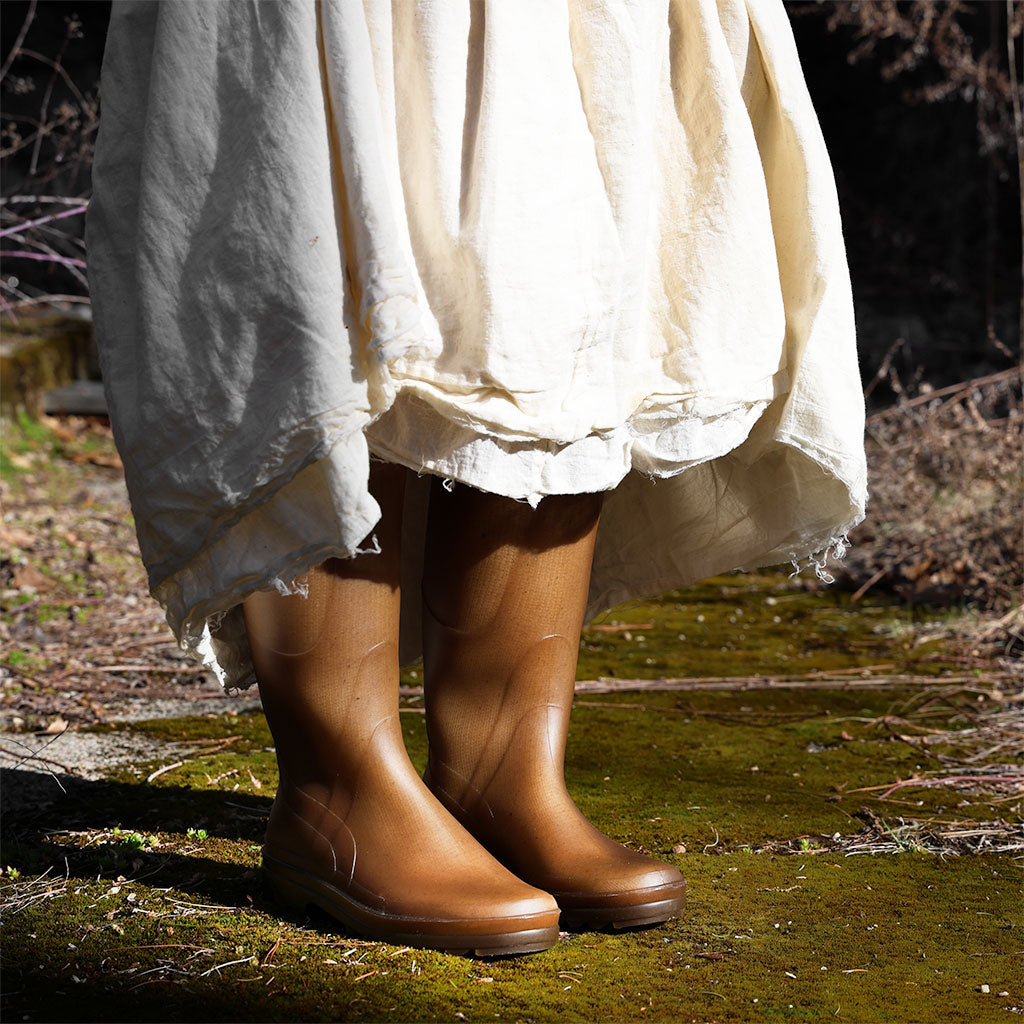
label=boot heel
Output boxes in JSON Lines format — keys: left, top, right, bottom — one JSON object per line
{"left": 264, "top": 863, "right": 311, "bottom": 914}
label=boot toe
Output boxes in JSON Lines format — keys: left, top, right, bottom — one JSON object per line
{"left": 627, "top": 859, "right": 686, "bottom": 894}
{"left": 436, "top": 873, "right": 559, "bottom": 925}
{"left": 408, "top": 877, "right": 561, "bottom": 955}
{"left": 551, "top": 850, "right": 686, "bottom": 930}
{"left": 502, "top": 885, "right": 561, "bottom": 921}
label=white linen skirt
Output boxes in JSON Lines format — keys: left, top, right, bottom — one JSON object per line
{"left": 86, "top": 0, "right": 867, "bottom": 691}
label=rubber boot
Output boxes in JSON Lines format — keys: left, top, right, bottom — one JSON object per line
{"left": 243, "top": 462, "right": 560, "bottom": 955}
{"left": 421, "top": 481, "right": 686, "bottom": 930}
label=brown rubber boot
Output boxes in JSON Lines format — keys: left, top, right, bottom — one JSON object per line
{"left": 421, "top": 482, "right": 686, "bottom": 930}
{"left": 243, "top": 462, "right": 559, "bottom": 955}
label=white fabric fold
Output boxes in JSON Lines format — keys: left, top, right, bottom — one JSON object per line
{"left": 87, "top": 0, "right": 867, "bottom": 690}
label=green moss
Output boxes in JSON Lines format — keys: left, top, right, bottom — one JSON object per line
{"left": 575, "top": 575, "right": 963, "bottom": 682}
{"left": 0, "top": 412, "right": 122, "bottom": 500}
{"left": 3, "top": 649, "right": 48, "bottom": 674}
{"left": 4, "top": 679, "right": 1019, "bottom": 1022}
{"left": 0, "top": 317, "right": 93, "bottom": 415}
{"left": 14, "top": 407, "right": 56, "bottom": 445}
{"left": 2, "top": 568, "right": 1018, "bottom": 1021}
{"left": 95, "top": 708, "right": 271, "bottom": 749}
{"left": 0, "top": 449, "right": 21, "bottom": 478}
{"left": 3, "top": 850, "right": 1018, "bottom": 1022}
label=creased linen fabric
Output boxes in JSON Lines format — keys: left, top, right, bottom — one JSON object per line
{"left": 87, "top": 0, "right": 867, "bottom": 690}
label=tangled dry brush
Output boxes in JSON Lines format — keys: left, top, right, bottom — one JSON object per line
{"left": 838, "top": 366, "right": 1023, "bottom": 650}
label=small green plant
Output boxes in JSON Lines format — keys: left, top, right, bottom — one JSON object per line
{"left": 877, "top": 815, "right": 919, "bottom": 853}
{"left": 15, "top": 408, "right": 54, "bottom": 446}
{"left": 0, "top": 451, "right": 20, "bottom": 477}
{"left": 186, "top": 828, "right": 208, "bottom": 841}
{"left": 799, "top": 838, "right": 813, "bottom": 851}
{"left": 3, "top": 866, "right": 21, "bottom": 881}
{"left": 110, "top": 827, "right": 158, "bottom": 850}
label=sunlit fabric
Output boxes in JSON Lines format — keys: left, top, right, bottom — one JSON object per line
{"left": 87, "top": 0, "right": 867, "bottom": 690}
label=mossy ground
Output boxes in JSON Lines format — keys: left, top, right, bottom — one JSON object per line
{"left": 2, "top": 413, "right": 1020, "bottom": 1021}
{"left": 3, "top": 678, "right": 1020, "bottom": 1023}
{"left": 573, "top": 576, "right": 969, "bottom": 681}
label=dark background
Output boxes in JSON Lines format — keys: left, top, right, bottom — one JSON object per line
{"left": 3, "top": 1, "right": 1021, "bottom": 402}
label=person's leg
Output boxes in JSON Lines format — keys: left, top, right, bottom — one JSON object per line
{"left": 421, "top": 481, "right": 686, "bottom": 929}
{"left": 243, "top": 461, "right": 559, "bottom": 954}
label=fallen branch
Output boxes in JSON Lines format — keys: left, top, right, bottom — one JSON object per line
{"left": 584, "top": 623, "right": 654, "bottom": 633}
{"left": 847, "top": 771, "right": 1024, "bottom": 799}
{"left": 0, "top": 743, "right": 73, "bottom": 775}
{"left": 199, "top": 956, "right": 254, "bottom": 978}
{"left": 396, "top": 671, "right": 1016, "bottom": 701}
{"left": 71, "top": 664, "right": 209, "bottom": 675}
{"left": 866, "top": 367, "right": 1020, "bottom": 421}
{"left": 145, "top": 760, "right": 186, "bottom": 784}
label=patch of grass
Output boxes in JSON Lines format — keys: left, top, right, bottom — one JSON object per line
{"left": 3, "top": 649, "right": 49, "bottom": 675}
{"left": 0, "top": 411, "right": 122, "bottom": 499}
{"left": 0, "top": 448, "right": 22, "bottom": 478}
{"left": 14, "top": 408, "right": 56, "bottom": 447}
{"left": 0, "top": 411, "right": 59, "bottom": 475}
{"left": 109, "top": 827, "right": 159, "bottom": 851}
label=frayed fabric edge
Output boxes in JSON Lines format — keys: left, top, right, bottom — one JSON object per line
{"left": 189, "top": 622, "right": 237, "bottom": 692}
{"left": 164, "top": 402, "right": 867, "bottom": 697}
{"left": 178, "top": 531, "right": 388, "bottom": 694}
{"left": 788, "top": 531, "right": 851, "bottom": 586}
{"left": 192, "top": 520, "right": 862, "bottom": 696}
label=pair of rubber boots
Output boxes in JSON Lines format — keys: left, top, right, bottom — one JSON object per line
{"left": 244, "top": 471, "right": 685, "bottom": 956}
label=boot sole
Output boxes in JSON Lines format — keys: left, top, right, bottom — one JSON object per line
{"left": 558, "top": 886, "right": 687, "bottom": 931}
{"left": 263, "top": 854, "right": 560, "bottom": 957}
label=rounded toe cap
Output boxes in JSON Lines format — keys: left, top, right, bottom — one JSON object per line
{"left": 627, "top": 858, "right": 686, "bottom": 894}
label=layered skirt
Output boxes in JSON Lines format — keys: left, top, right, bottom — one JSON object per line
{"left": 86, "top": 0, "right": 867, "bottom": 690}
